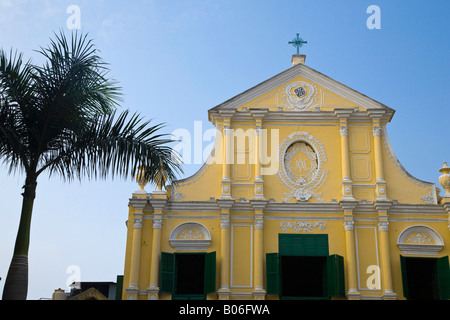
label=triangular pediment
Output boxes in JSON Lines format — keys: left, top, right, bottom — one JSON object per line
{"left": 208, "top": 61, "right": 394, "bottom": 122}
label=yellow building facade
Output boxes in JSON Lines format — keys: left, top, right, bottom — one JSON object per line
{"left": 122, "top": 54, "right": 450, "bottom": 300}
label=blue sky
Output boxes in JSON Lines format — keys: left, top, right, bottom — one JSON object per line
{"left": 0, "top": 0, "right": 449, "bottom": 299}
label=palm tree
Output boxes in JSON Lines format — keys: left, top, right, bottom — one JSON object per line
{"left": 0, "top": 32, "right": 182, "bottom": 300}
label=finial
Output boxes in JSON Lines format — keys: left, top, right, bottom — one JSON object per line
{"left": 153, "top": 164, "right": 168, "bottom": 193}
{"left": 439, "top": 162, "right": 450, "bottom": 199}
{"left": 135, "top": 166, "right": 148, "bottom": 194}
{"left": 288, "top": 33, "right": 307, "bottom": 54}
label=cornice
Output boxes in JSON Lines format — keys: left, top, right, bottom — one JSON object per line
{"left": 209, "top": 109, "right": 391, "bottom": 126}
{"left": 129, "top": 198, "right": 149, "bottom": 211}
{"left": 373, "top": 200, "right": 393, "bottom": 213}
{"left": 143, "top": 200, "right": 449, "bottom": 217}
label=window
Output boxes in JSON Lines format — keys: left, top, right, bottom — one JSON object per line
{"left": 400, "top": 255, "right": 450, "bottom": 300}
{"left": 266, "top": 234, "right": 345, "bottom": 299}
{"left": 160, "top": 252, "right": 216, "bottom": 300}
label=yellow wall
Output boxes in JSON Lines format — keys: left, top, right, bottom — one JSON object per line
{"left": 122, "top": 59, "right": 448, "bottom": 300}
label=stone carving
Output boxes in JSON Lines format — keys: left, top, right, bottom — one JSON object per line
{"left": 277, "top": 132, "right": 327, "bottom": 202}
{"left": 280, "top": 221, "right": 326, "bottom": 232}
{"left": 397, "top": 225, "right": 444, "bottom": 256}
{"left": 405, "top": 233, "right": 433, "bottom": 245}
{"left": 281, "top": 81, "right": 318, "bottom": 111}
{"left": 169, "top": 222, "right": 211, "bottom": 251}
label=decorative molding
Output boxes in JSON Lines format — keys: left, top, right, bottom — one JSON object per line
{"left": 378, "top": 220, "right": 389, "bottom": 232}
{"left": 344, "top": 219, "right": 354, "bottom": 231}
{"left": 133, "top": 217, "right": 143, "bottom": 229}
{"left": 169, "top": 222, "right": 212, "bottom": 251}
{"left": 174, "top": 192, "right": 185, "bottom": 201}
{"left": 221, "top": 215, "right": 230, "bottom": 228}
{"left": 129, "top": 198, "right": 148, "bottom": 211}
{"left": 255, "top": 219, "right": 264, "bottom": 230}
{"left": 397, "top": 225, "right": 444, "bottom": 256}
{"left": 276, "top": 131, "right": 328, "bottom": 202}
{"left": 223, "top": 128, "right": 233, "bottom": 136}
{"left": 372, "top": 126, "right": 381, "bottom": 137}
{"left": 153, "top": 218, "right": 162, "bottom": 229}
{"left": 339, "top": 126, "right": 348, "bottom": 137}
{"left": 280, "top": 221, "right": 326, "bottom": 232}
{"left": 405, "top": 233, "right": 433, "bottom": 245}
{"left": 281, "top": 81, "right": 319, "bottom": 111}
{"left": 230, "top": 224, "right": 253, "bottom": 289}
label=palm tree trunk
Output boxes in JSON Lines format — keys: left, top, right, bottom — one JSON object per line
{"left": 2, "top": 176, "right": 37, "bottom": 300}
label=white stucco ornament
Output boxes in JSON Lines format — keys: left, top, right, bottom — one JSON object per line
{"left": 277, "top": 132, "right": 327, "bottom": 202}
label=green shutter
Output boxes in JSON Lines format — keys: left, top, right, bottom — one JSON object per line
{"left": 266, "top": 253, "right": 280, "bottom": 294}
{"left": 115, "top": 275, "right": 123, "bottom": 300}
{"left": 160, "top": 252, "right": 175, "bottom": 294}
{"left": 279, "top": 234, "right": 329, "bottom": 256}
{"left": 327, "top": 254, "right": 345, "bottom": 298}
{"left": 204, "top": 251, "right": 216, "bottom": 294}
{"left": 436, "top": 256, "right": 450, "bottom": 300}
{"left": 400, "top": 255, "right": 409, "bottom": 299}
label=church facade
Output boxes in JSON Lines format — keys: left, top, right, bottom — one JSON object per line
{"left": 122, "top": 53, "right": 450, "bottom": 300}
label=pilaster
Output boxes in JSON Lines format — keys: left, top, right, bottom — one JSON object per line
{"left": 250, "top": 109, "right": 268, "bottom": 200}
{"left": 251, "top": 200, "right": 268, "bottom": 299}
{"left": 126, "top": 198, "right": 147, "bottom": 300}
{"left": 146, "top": 191, "right": 168, "bottom": 300}
{"left": 335, "top": 109, "right": 355, "bottom": 200}
{"left": 368, "top": 110, "right": 388, "bottom": 201}
{"left": 217, "top": 199, "right": 235, "bottom": 300}
{"left": 373, "top": 200, "right": 397, "bottom": 299}
{"left": 220, "top": 110, "right": 235, "bottom": 199}
{"left": 339, "top": 200, "right": 360, "bottom": 299}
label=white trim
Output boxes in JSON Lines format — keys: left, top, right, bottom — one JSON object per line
{"left": 355, "top": 226, "right": 380, "bottom": 292}
{"left": 276, "top": 131, "right": 328, "bottom": 202}
{"left": 169, "top": 222, "right": 212, "bottom": 251}
{"left": 230, "top": 224, "right": 253, "bottom": 289}
{"left": 397, "top": 225, "right": 444, "bottom": 256}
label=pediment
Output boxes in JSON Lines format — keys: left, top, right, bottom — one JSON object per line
{"left": 208, "top": 61, "right": 394, "bottom": 122}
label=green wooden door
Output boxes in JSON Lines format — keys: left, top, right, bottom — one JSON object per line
{"left": 437, "top": 256, "right": 450, "bottom": 300}
{"left": 327, "top": 254, "right": 345, "bottom": 298}
{"left": 266, "top": 253, "right": 280, "bottom": 294}
{"left": 161, "top": 252, "right": 216, "bottom": 299}
{"left": 204, "top": 251, "right": 216, "bottom": 294}
{"left": 160, "top": 252, "right": 175, "bottom": 294}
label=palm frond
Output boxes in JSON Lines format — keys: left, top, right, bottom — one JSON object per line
{"left": 0, "top": 49, "right": 36, "bottom": 174}
{"left": 35, "top": 30, "right": 122, "bottom": 116}
{"left": 38, "top": 110, "right": 183, "bottom": 186}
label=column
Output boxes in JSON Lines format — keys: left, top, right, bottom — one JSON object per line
{"left": 220, "top": 110, "right": 235, "bottom": 199}
{"left": 251, "top": 200, "right": 268, "bottom": 300}
{"left": 340, "top": 200, "right": 360, "bottom": 299}
{"left": 126, "top": 198, "right": 147, "bottom": 300}
{"left": 335, "top": 109, "right": 355, "bottom": 200}
{"left": 374, "top": 201, "right": 396, "bottom": 299}
{"left": 368, "top": 110, "right": 388, "bottom": 200}
{"left": 147, "top": 195, "right": 167, "bottom": 300}
{"left": 127, "top": 214, "right": 143, "bottom": 299}
{"left": 217, "top": 199, "right": 234, "bottom": 300}
{"left": 250, "top": 109, "right": 268, "bottom": 200}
